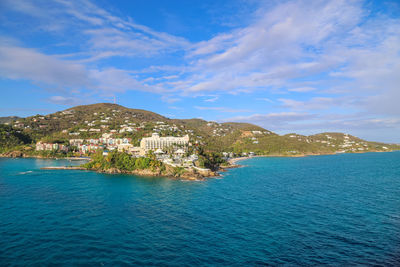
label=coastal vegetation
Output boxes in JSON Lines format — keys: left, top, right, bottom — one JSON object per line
{"left": 197, "top": 148, "right": 226, "bottom": 171}
{"left": 79, "top": 151, "right": 215, "bottom": 180}
{"left": 1, "top": 103, "right": 399, "bottom": 161}
{"left": 0, "top": 116, "right": 20, "bottom": 124}
{"left": 0, "top": 124, "right": 32, "bottom": 153}
{"left": 83, "top": 151, "right": 164, "bottom": 172}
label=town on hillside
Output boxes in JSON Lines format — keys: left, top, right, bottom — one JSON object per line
{"left": 1, "top": 104, "right": 398, "bottom": 164}
{"left": 36, "top": 132, "right": 208, "bottom": 168}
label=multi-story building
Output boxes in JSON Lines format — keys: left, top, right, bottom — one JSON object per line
{"left": 69, "top": 139, "right": 84, "bottom": 146}
{"left": 35, "top": 142, "right": 68, "bottom": 152}
{"left": 140, "top": 133, "right": 189, "bottom": 152}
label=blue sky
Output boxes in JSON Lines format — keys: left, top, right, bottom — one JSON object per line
{"left": 0, "top": 0, "right": 399, "bottom": 142}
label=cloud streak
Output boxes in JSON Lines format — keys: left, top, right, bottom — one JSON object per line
{"left": 195, "top": 106, "right": 252, "bottom": 113}
{"left": 0, "top": 42, "right": 167, "bottom": 96}
{"left": 0, "top": 43, "right": 90, "bottom": 88}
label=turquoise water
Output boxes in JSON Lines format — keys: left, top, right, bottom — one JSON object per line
{"left": 1, "top": 152, "right": 400, "bottom": 265}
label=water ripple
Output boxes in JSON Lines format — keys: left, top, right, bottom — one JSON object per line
{"left": 1, "top": 153, "right": 400, "bottom": 265}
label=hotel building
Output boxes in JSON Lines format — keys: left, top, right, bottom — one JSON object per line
{"left": 140, "top": 133, "right": 189, "bottom": 152}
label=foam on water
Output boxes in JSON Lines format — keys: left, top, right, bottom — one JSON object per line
{"left": 18, "top": 171, "right": 33, "bottom": 175}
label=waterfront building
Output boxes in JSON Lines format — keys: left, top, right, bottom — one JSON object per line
{"left": 35, "top": 142, "right": 68, "bottom": 152}
{"left": 140, "top": 133, "right": 189, "bottom": 152}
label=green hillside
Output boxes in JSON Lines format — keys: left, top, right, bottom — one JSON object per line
{"left": 0, "top": 116, "right": 20, "bottom": 124}
{"left": 2, "top": 103, "right": 399, "bottom": 155}
{"left": 0, "top": 124, "right": 32, "bottom": 152}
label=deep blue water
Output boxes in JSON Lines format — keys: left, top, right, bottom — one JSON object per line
{"left": 1, "top": 152, "right": 400, "bottom": 266}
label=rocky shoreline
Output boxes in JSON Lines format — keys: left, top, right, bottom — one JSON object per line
{"left": 2, "top": 151, "right": 218, "bottom": 180}
{"left": 0, "top": 151, "right": 29, "bottom": 158}
{"left": 7, "top": 150, "right": 399, "bottom": 181}
{"left": 41, "top": 165, "right": 219, "bottom": 181}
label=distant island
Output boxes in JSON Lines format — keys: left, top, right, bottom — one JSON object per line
{"left": 1, "top": 103, "right": 399, "bottom": 180}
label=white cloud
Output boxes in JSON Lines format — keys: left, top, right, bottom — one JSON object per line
{"left": 1, "top": 0, "right": 400, "bottom": 141}
{"left": 47, "top": 96, "right": 86, "bottom": 106}
{"left": 256, "top": 98, "right": 274, "bottom": 103}
{"left": 288, "top": 87, "right": 316, "bottom": 92}
{"left": 1, "top": 0, "right": 190, "bottom": 62}
{"left": 0, "top": 44, "right": 90, "bottom": 88}
{"left": 329, "top": 33, "right": 400, "bottom": 116}
{"left": 204, "top": 95, "right": 219, "bottom": 102}
{"left": 224, "top": 112, "right": 315, "bottom": 125}
{"left": 0, "top": 42, "right": 166, "bottom": 96}
{"left": 176, "top": 0, "right": 400, "bottom": 124}
{"left": 195, "top": 106, "right": 252, "bottom": 113}
{"left": 168, "top": 106, "right": 183, "bottom": 110}
{"left": 161, "top": 95, "right": 181, "bottom": 103}
{"left": 279, "top": 97, "right": 345, "bottom": 111}
{"left": 0, "top": 0, "right": 192, "bottom": 103}
{"left": 181, "top": 0, "right": 365, "bottom": 93}
{"left": 88, "top": 68, "right": 164, "bottom": 94}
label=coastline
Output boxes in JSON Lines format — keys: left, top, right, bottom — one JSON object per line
{"left": 0, "top": 152, "right": 90, "bottom": 161}
{"left": 225, "top": 150, "right": 399, "bottom": 168}
{"left": 1, "top": 149, "right": 396, "bottom": 162}
{"left": 5, "top": 150, "right": 399, "bottom": 181}
{"left": 226, "top": 156, "right": 253, "bottom": 167}
{"left": 226, "top": 154, "right": 311, "bottom": 167}
{"left": 41, "top": 165, "right": 219, "bottom": 181}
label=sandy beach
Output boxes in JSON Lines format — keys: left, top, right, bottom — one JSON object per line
{"left": 227, "top": 156, "right": 257, "bottom": 167}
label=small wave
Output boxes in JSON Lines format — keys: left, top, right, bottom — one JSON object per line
{"left": 18, "top": 171, "right": 33, "bottom": 175}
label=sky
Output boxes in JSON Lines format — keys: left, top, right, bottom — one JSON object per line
{"left": 0, "top": 0, "right": 399, "bottom": 142}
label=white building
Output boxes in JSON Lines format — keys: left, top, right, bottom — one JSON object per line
{"left": 140, "top": 133, "right": 189, "bottom": 152}
{"left": 36, "top": 142, "right": 68, "bottom": 152}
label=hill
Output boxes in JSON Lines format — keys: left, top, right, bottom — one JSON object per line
{"left": 3, "top": 103, "right": 399, "bottom": 155}
{"left": 0, "top": 124, "right": 32, "bottom": 153}
{"left": 0, "top": 116, "right": 20, "bottom": 124}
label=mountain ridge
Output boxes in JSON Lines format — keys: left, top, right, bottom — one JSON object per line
{"left": 1, "top": 103, "right": 399, "bottom": 155}
{"left": 0, "top": 116, "right": 20, "bottom": 124}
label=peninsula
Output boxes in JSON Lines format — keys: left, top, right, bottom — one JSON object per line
{"left": 1, "top": 103, "right": 399, "bottom": 179}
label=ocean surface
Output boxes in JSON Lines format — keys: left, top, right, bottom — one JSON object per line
{"left": 1, "top": 152, "right": 400, "bottom": 266}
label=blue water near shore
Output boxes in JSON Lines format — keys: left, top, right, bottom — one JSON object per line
{"left": 1, "top": 152, "right": 400, "bottom": 265}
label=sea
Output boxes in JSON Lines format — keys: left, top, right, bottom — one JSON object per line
{"left": 1, "top": 152, "right": 400, "bottom": 266}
